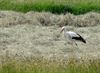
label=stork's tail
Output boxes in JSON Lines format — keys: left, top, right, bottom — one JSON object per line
{"left": 81, "top": 38, "right": 86, "bottom": 43}
{"left": 77, "top": 33, "right": 86, "bottom": 43}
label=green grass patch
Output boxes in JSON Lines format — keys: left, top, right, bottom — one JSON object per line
{"left": 0, "top": 0, "right": 100, "bottom": 14}
{"left": 0, "top": 58, "right": 100, "bottom": 73}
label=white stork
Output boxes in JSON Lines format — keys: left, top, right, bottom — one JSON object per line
{"left": 60, "top": 26, "right": 86, "bottom": 46}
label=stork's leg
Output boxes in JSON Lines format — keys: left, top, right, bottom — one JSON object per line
{"left": 72, "top": 40, "right": 80, "bottom": 51}
{"left": 75, "top": 42, "right": 78, "bottom": 46}
{"left": 72, "top": 40, "right": 78, "bottom": 47}
{"left": 73, "top": 41, "right": 82, "bottom": 53}
{"left": 71, "top": 41, "right": 76, "bottom": 51}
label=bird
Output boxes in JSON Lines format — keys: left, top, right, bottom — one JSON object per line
{"left": 60, "top": 26, "right": 86, "bottom": 46}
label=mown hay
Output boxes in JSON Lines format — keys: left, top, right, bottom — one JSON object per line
{"left": 0, "top": 11, "right": 100, "bottom": 27}
{"left": 0, "top": 11, "right": 27, "bottom": 27}
{"left": 25, "top": 11, "right": 100, "bottom": 27}
{"left": 0, "top": 11, "right": 100, "bottom": 60}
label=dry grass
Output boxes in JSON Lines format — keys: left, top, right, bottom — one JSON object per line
{"left": 0, "top": 11, "right": 100, "bottom": 27}
{"left": 1, "top": 24, "right": 100, "bottom": 59}
{"left": 0, "top": 11, "right": 100, "bottom": 60}
{"left": 0, "top": 11, "right": 100, "bottom": 73}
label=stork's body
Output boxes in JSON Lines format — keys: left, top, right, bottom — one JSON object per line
{"left": 60, "top": 26, "right": 86, "bottom": 46}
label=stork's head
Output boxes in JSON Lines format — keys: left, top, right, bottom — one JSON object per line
{"left": 60, "top": 26, "right": 66, "bottom": 33}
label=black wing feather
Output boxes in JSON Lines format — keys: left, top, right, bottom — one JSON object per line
{"left": 72, "top": 33, "right": 86, "bottom": 43}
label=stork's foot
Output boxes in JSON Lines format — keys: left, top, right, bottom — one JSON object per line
{"left": 67, "top": 42, "right": 72, "bottom": 45}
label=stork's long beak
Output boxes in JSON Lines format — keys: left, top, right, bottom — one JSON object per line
{"left": 60, "top": 28, "right": 64, "bottom": 33}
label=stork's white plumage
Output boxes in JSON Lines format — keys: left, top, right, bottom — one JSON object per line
{"left": 60, "top": 26, "right": 86, "bottom": 46}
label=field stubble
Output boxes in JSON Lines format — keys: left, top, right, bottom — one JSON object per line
{"left": 0, "top": 11, "right": 100, "bottom": 61}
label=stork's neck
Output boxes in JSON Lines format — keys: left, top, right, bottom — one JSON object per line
{"left": 64, "top": 28, "right": 67, "bottom": 33}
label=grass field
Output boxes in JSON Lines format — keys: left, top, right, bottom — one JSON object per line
{"left": 0, "top": 0, "right": 100, "bottom": 14}
{"left": 0, "top": 0, "right": 100, "bottom": 72}
{"left": 0, "top": 57, "right": 100, "bottom": 73}
{"left": 0, "top": 11, "right": 100, "bottom": 73}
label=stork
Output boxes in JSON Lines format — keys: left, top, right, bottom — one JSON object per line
{"left": 60, "top": 26, "right": 86, "bottom": 46}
